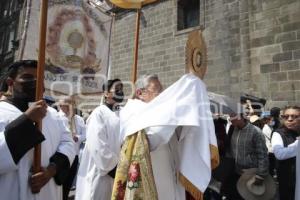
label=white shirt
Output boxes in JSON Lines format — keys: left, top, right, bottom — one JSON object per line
{"left": 271, "top": 132, "right": 298, "bottom": 160}
{"left": 262, "top": 124, "right": 273, "bottom": 153}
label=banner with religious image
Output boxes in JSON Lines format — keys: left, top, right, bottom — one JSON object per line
{"left": 23, "top": 0, "right": 113, "bottom": 95}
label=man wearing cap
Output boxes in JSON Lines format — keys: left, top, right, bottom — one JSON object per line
{"left": 223, "top": 113, "right": 269, "bottom": 199}
{"left": 75, "top": 79, "right": 124, "bottom": 200}
{"left": 0, "top": 60, "right": 75, "bottom": 200}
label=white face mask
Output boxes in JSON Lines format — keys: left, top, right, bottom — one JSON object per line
{"left": 269, "top": 120, "right": 275, "bottom": 127}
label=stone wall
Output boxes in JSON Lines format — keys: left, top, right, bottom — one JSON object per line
{"left": 248, "top": 0, "right": 300, "bottom": 107}
{"left": 110, "top": 0, "right": 300, "bottom": 108}
{"left": 110, "top": 0, "right": 186, "bottom": 89}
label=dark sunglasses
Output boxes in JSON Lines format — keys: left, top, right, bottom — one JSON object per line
{"left": 281, "top": 114, "right": 300, "bottom": 120}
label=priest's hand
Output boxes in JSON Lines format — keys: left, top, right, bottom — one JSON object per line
{"left": 25, "top": 100, "right": 47, "bottom": 123}
{"left": 30, "top": 163, "right": 57, "bottom": 193}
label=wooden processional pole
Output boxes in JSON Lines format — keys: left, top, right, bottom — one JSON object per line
{"left": 34, "top": 0, "right": 48, "bottom": 173}
{"left": 131, "top": 9, "right": 141, "bottom": 83}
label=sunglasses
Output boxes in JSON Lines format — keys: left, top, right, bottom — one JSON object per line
{"left": 281, "top": 115, "right": 300, "bottom": 120}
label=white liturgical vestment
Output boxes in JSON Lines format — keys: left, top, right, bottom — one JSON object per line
{"left": 76, "top": 105, "right": 121, "bottom": 200}
{"left": 0, "top": 102, "right": 75, "bottom": 200}
{"left": 120, "top": 73, "right": 218, "bottom": 199}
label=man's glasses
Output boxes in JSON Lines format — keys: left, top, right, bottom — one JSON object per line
{"left": 142, "top": 88, "right": 162, "bottom": 96}
{"left": 281, "top": 114, "right": 300, "bottom": 120}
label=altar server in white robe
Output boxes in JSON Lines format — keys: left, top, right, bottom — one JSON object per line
{"left": 0, "top": 60, "right": 75, "bottom": 200}
{"left": 76, "top": 79, "right": 124, "bottom": 200}
{"left": 57, "top": 97, "right": 86, "bottom": 200}
{"left": 119, "top": 74, "right": 218, "bottom": 200}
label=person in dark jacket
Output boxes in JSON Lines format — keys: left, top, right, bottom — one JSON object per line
{"left": 271, "top": 106, "right": 300, "bottom": 200}
{"left": 223, "top": 113, "right": 269, "bottom": 200}
{"left": 270, "top": 107, "right": 281, "bottom": 130}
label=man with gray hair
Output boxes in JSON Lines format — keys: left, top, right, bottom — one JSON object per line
{"left": 113, "top": 72, "right": 218, "bottom": 200}
{"left": 134, "top": 74, "right": 162, "bottom": 102}
{"left": 117, "top": 74, "right": 187, "bottom": 199}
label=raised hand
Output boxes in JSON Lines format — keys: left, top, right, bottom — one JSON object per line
{"left": 25, "top": 100, "right": 47, "bottom": 123}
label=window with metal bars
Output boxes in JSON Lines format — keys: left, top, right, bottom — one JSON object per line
{"left": 177, "top": 0, "right": 200, "bottom": 31}
{"left": 0, "top": 0, "right": 23, "bottom": 69}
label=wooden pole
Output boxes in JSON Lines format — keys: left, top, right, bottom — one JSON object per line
{"left": 34, "top": 0, "right": 48, "bottom": 173}
{"left": 131, "top": 9, "right": 141, "bottom": 83}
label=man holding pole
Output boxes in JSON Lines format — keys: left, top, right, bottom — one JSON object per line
{"left": 0, "top": 60, "right": 75, "bottom": 200}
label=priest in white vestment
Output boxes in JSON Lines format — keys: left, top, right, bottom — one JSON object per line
{"left": 116, "top": 74, "right": 218, "bottom": 200}
{"left": 76, "top": 79, "right": 124, "bottom": 200}
{"left": 0, "top": 60, "right": 75, "bottom": 200}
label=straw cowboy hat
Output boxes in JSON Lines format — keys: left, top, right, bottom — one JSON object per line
{"left": 237, "top": 168, "right": 276, "bottom": 200}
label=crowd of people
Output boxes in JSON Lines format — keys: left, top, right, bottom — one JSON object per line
{"left": 209, "top": 101, "right": 300, "bottom": 200}
{"left": 0, "top": 59, "right": 299, "bottom": 200}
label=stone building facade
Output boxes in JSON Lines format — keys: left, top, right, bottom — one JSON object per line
{"left": 1, "top": 0, "right": 299, "bottom": 108}
{"left": 110, "top": 0, "right": 300, "bottom": 108}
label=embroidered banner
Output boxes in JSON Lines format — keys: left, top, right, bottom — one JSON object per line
{"left": 23, "top": 0, "right": 113, "bottom": 95}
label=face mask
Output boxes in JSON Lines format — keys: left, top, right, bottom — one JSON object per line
{"left": 269, "top": 120, "right": 275, "bottom": 127}
{"left": 14, "top": 80, "right": 36, "bottom": 102}
{"left": 113, "top": 90, "right": 124, "bottom": 103}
